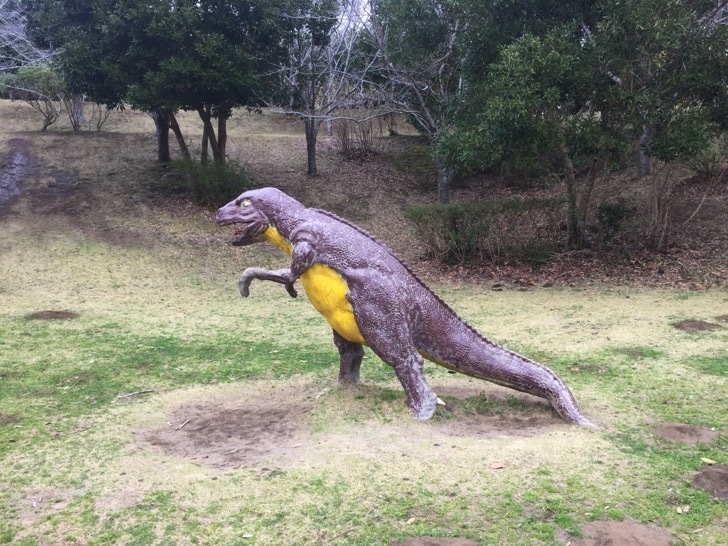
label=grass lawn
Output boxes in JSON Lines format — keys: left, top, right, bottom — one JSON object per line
{"left": 0, "top": 100, "right": 726, "bottom": 545}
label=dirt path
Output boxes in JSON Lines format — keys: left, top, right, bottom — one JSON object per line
{"left": 0, "top": 138, "right": 33, "bottom": 214}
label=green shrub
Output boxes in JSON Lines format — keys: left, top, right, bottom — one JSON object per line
{"left": 684, "top": 133, "right": 728, "bottom": 182}
{"left": 171, "top": 159, "right": 253, "bottom": 206}
{"left": 405, "top": 198, "right": 563, "bottom": 266}
{"left": 597, "top": 197, "right": 636, "bottom": 242}
{"left": 0, "top": 64, "right": 65, "bottom": 130}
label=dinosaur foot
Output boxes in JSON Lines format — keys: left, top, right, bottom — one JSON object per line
{"left": 411, "top": 391, "right": 439, "bottom": 421}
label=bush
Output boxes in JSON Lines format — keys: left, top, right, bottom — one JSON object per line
{"left": 596, "top": 197, "right": 636, "bottom": 243}
{"left": 172, "top": 159, "right": 253, "bottom": 206}
{"left": 684, "top": 134, "right": 728, "bottom": 183}
{"left": 336, "top": 118, "right": 380, "bottom": 159}
{"left": 0, "top": 64, "right": 65, "bottom": 130}
{"left": 405, "top": 198, "right": 563, "bottom": 266}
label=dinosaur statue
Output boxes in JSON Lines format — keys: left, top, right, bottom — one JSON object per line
{"left": 216, "top": 187, "right": 595, "bottom": 427}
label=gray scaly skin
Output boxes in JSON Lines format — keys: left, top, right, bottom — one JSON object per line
{"left": 216, "top": 187, "right": 596, "bottom": 427}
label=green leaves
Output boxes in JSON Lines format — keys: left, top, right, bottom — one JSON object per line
{"left": 651, "top": 103, "right": 717, "bottom": 163}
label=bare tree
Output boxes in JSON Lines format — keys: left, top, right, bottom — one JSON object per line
{"left": 0, "top": 0, "right": 51, "bottom": 72}
{"left": 364, "top": 0, "right": 464, "bottom": 203}
{"left": 87, "top": 102, "right": 113, "bottom": 131}
{"left": 24, "top": 89, "right": 61, "bottom": 130}
{"left": 275, "top": 0, "right": 379, "bottom": 176}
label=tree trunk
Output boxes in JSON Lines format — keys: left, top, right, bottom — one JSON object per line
{"left": 304, "top": 118, "right": 319, "bottom": 176}
{"left": 638, "top": 125, "right": 653, "bottom": 178}
{"left": 151, "top": 110, "right": 171, "bottom": 163}
{"left": 549, "top": 107, "right": 582, "bottom": 248}
{"left": 201, "top": 126, "right": 209, "bottom": 164}
{"left": 63, "top": 93, "right": 85, "bottom": 132}
{"left": 216, "top": 104, "right": 230, "bottom": 166}
{"left": 557, "top": 139, "right": 581, "bottom": 249}
{"left": 576, "top": 157, "right": 600, "bottom": 241}
{"left": 647, "top": 167, "right": 676, "bottom": 253}
{"left": 200, "top": 105, "right": 211, "bottom": 163}
{"left": 197, "top": 106, "right": 221, "bottom": 163}
{"left": 169, "top": 113, "right": 190, "bottom": 160}
{"left": 434, "top": 155, "right": 452, "bottom": 204}
{"left": 218, "top": 116, "right": 227, "bottom": 164}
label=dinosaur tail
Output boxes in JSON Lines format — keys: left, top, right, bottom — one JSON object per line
{"left": 419, "top": 330, "right": 597, "bottom": 428}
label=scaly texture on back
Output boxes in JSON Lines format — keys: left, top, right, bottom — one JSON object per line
{"left": 311, "top": 207, "right": 534, "bottom": 365}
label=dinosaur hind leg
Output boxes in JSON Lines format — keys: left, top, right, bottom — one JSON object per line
{"left": 387, "top": 350, "right": 438, "bottom": 420}
{"left": 333, "top": 330, "right": 364, "bottom": 384}
{"left": 359, "top": 323, "right": 437, "bottom": 420}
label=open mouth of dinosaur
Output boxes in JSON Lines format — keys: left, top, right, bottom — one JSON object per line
{"left": 228, "top": 220, "right": 258, "bottom": 246}
{"left": 233, "top": 223, "right": 251, "bottom": 237}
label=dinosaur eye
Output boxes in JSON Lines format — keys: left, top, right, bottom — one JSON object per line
{"left": 240, "top": 199, "right": 251, "bottom": 208}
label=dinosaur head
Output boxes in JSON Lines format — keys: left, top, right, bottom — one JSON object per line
{"left": 216, "top": 190, "right": 272, "bottom": 246}
{"left": 216, "top": 187, "right": 305, "bottom": 246}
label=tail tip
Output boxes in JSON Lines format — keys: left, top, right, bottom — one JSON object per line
{"left": 576, "top": 417, "right": 599, "bottom": 429}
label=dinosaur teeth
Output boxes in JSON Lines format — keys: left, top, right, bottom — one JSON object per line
{"left": 233, "top": 222, "right": 252, "bottom": 236}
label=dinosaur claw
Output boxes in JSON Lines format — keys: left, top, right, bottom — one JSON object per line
{"left": 239, "top": 280, "right": 251, "bottom": 297}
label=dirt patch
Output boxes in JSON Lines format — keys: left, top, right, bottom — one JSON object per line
{"left": 139, "top": 397, "right": 312, "bottom": 468}
{"left": 29, "top": 168, "right": 81, "bottom": 213}
{"left": 431, "top": 386, "right": 563, "bottom": 438}
{"left": 394, "top": 538, "right": 475, "bottom": 546}
{"left": 433, "top": 411, "right": 562, "bottom": 439}
{"left": 95, "top": 488, "right": 145, "bottom": 512}
{"left": 570, "top": 519, "right": 675, "bottom": 545}
{"left": 18, "top": 487, "right": 85, "bottom": 525}
{"left": 672, "top": 319, "right": 723, "bottom": 332}
{"left": 716, "top": 314, "right": 728, "bottom": 323}
{"left": 25, "top": 310, "right": 80, "bottom": 320}
{"left": 691, "top": 464, "right": 728, "bottom": 500}
{"left": 653, "top": 423, "right": 720, "bottom": 446}
{"left": 0, "top": 413, "right": 20, "bottom": 425}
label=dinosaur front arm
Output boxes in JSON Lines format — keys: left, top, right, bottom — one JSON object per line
{"left": 238, "top": 240, "right": 317, "bottom": 298}
{"left": 239, "top": 268, "right": 298, "bottom": 298}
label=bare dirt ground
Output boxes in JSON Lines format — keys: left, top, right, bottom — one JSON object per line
{"left": 137, "top": 383, "right": 565, "bottom": 472}
{"left": 568, "top": 519, "right": 676, "bottom": 545}
{"left": 672, "top": 319, "right": 725, "bottom": 332}
{"left": 653, "top": 423, "right": 721, "bottom": 446}
{"left": 139, "top": 386, "right": 315, "bottom": 469}
{"left": 692, "top": 465, "right": 728, "bottom": 501}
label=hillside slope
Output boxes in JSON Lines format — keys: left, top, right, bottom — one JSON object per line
{"left": 1, "top": 100, "right": 726, "bottom": 288}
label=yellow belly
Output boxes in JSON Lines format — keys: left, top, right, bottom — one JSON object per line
{"left": 262, "top": 227, "right": 366, "bottom": 345}
{"left": 301, "top": 265, "right": 366, "bottom": 345}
